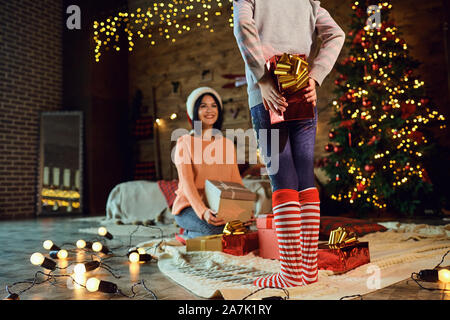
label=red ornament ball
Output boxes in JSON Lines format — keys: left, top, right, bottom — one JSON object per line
{"left": 325, "top": 143, "right": 334, "bottom": 152}
{"left": 334, "top": 145, "right": 343, "bottom": 153}
{"left": 364, "top": 164, "right": 375, "bottom": 172}
{"left": 420, "top": 98, "right": 429, "bottom": 105}
{"left": 328, "top": 130, "right": 336, "bottom": 139}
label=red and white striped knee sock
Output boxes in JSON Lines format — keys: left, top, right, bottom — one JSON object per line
{"left": 298, "top": 187, "right": 321, "bottom": 285}
{"left": 254, "top": 189, "right": 305, "bottom": 288}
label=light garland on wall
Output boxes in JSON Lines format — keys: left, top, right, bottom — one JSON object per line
{"left": 93, "top": 0, "right": 234, "bottom": 62}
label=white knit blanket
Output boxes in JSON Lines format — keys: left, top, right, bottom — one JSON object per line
{"left": 138, "top": 222, "right": 450, "bottom": 300}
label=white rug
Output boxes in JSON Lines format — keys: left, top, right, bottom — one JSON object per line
{"left": 151, "top": 222, "right": 450, "bottom": 300}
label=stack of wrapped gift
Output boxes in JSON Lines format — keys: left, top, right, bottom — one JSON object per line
{"left": 256, "top": 214, "right": 279, "bottom": 260}
{"left": 318, "top": 227, "right": 370, "bottom": 273}
{"left": 221, "top": 220, "right": 259, "bottom": 256}
{"left": 255, "top": 219, "right": 371, "bottom": 273}
{"left": 186, "top": 220, "right": 259, "bottom": 256}
{"left": 204, "top": 180, "right": 257, "bottom": 223}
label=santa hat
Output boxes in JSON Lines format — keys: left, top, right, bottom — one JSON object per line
{"left": 185, "top": 87, "right": 222, "bottom": 125}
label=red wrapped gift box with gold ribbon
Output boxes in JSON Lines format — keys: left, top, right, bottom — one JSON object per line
{"left": 221, "top": 220, "right": 259, "bottom": 256}
{"left": 267, "top": 53, "right": 315, "bottom": 124}
{"left": 318, "top": 227, "right": 370, "bottom": 273}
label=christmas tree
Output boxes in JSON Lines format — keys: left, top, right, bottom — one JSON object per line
{"left": 320, "top": 1, "right": 447, "bottom": 215}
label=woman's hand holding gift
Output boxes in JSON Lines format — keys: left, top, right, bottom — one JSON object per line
{"left": 203, "top": 208, "right": 226, "bottom": 226}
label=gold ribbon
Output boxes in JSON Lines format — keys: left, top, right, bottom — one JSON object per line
{"left": 274, "top": 53, "right": 309, "bottom": 93}
{"left": 223, "top": 220, "right": 249, "bottom": 235}
{"left": 328, "top": 227, "right": 358, "bottom": 249}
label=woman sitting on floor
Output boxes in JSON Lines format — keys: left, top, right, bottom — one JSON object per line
{"left": 171, "top": 87, "right": 244, "bottom": 239}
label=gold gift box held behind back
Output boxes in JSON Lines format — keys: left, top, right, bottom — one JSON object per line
{"left": 273, "top": 53, "right": 310, "bottom": 94}
{"left": 268, "top": 53, "right": 315, "bottom": 124}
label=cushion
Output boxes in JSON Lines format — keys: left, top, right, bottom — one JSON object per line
{"left": 319, "top": 216, "right": 387, "bottom": 241}
{"left": 157, "top": 179, "right": 179, "bottom": 208}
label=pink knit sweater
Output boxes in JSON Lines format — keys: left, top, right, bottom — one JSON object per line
{"left": 171, "top": 134, "right": 244, "bottom": 219}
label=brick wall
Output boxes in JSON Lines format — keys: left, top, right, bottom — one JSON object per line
{"left": 0, "top": 0, "right": 63, "bottom": 219}
{"left": 126, "top": 0, "right": 448, "bottom": 181}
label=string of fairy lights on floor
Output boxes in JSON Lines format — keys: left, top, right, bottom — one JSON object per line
{"left": 93, "top": 0, "right": 234, "bottom": 62}
{"left": 4, "top": 226, "right": 165, "bottom": 300}
{"left": 4, "top": 224, "right": 449, "bottom": 300}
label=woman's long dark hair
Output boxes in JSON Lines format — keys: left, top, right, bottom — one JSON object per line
{"left": 192, "top": 93, "right": 224, "bottom": 135}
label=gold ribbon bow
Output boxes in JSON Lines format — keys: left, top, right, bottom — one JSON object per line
{"left": 274, "top": 53, "right": 310, "bottom": 93}
{"left": 223, "top": 220, "right": 248, "bottom": 235}
{"left": 328, "top": 227, "right": 358, "bottom": 249}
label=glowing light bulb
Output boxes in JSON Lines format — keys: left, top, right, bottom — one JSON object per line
{"left": 92, "top": 242, "right": 110, "bottom": 254}
{"left": 92, "top": 242, "right": 102, "bottom": 252}
{"left": 57, "top": 250, "right": 68, "bottom": 259}
{"left": 129, "top": 251, "right": 152, "bottom": 263}
{"left": 30, "top": 252, "right": 45, "bottom": 266}
{"left": 170, "top": 113, "right": 177, "bottom": 120}
{"left": 76, "top": 240, "right": 86, "bottom": 248}
{"left": 30, "top": 252, "right": 57, "bottom": 270}
{"left": 98, "top": 227, "right": 113, "bottom": 240}
{"left": 43, "top": 240, "right": 60, "bottom": 251}
{"left": 86, "top": 277, "right": 118, "bottom": 293}
{"left": 50, "top": 249, "right": 68, "bottom": 259}
{"left": 74, "top": 261, "right": 100, "bottom": 275}
{"left": 129, "top": 252, "right": 140, "bottom": 263}
{"left": 86, "top": 277, "right": 100, "bottom": 292}
{"left": 438, "top": 269, "right": 450, "bottom": 283}
{"left": 76, "top": 240, "right": 93, "bottom": 249}
{"left": 74, "top": 263, "right": 87, "bottom": 275}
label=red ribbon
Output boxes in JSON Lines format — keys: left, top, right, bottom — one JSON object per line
{"left": 266, "top": 214, "right": 274, "bottom": 229}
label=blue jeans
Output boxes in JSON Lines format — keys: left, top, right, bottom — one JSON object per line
{"left": 174, "top": 206, "right": 224, "bottom": 239}
{"left": 250, "top": 103, "right": 318, "bottom": 192}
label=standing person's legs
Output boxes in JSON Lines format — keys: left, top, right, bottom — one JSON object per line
{"left": 250, "top": 104, "right": 304, "bottom": 288}
{"left": 288, "top": 106, "right": 320, "bottom": 284}
{"left": 250, "top": 103, "right": 298, "bottom": 191}
{"left": 173, "top": 207, "right": 224, "bottom": 239}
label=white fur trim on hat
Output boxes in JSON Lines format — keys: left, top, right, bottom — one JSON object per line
{"left": 186, "top": 87, "right": 222, "bottom": 121}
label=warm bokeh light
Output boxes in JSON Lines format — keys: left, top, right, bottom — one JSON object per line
{"left": 86, "top": 277, "right": 100, "bottom": 292}
{"left": 30, "top": 252, "right": 45, "bottom": 266}
{"left": 76, "top": 239, "right": 86, "bottom": 249}
{"left": 129, "top": 252, "right": 140, "bottom": 263}
{"left": 92, "top": 242, "right": 103, "bottom": 252}
{"left": 57, "top": 250, "right": 68, "bottom": 259}
{"left": 98, "top": 227, "right": 108, "bottom": 236}
{"left": 43, "top": 240, "right": 54, "bottom": 250}
{"left": 438, "top": 269, "right": 450, "bottom": 283}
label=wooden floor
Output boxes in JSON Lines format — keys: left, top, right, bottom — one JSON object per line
{"left": 0, "top": 216, "right": 448, "bottom": 300}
